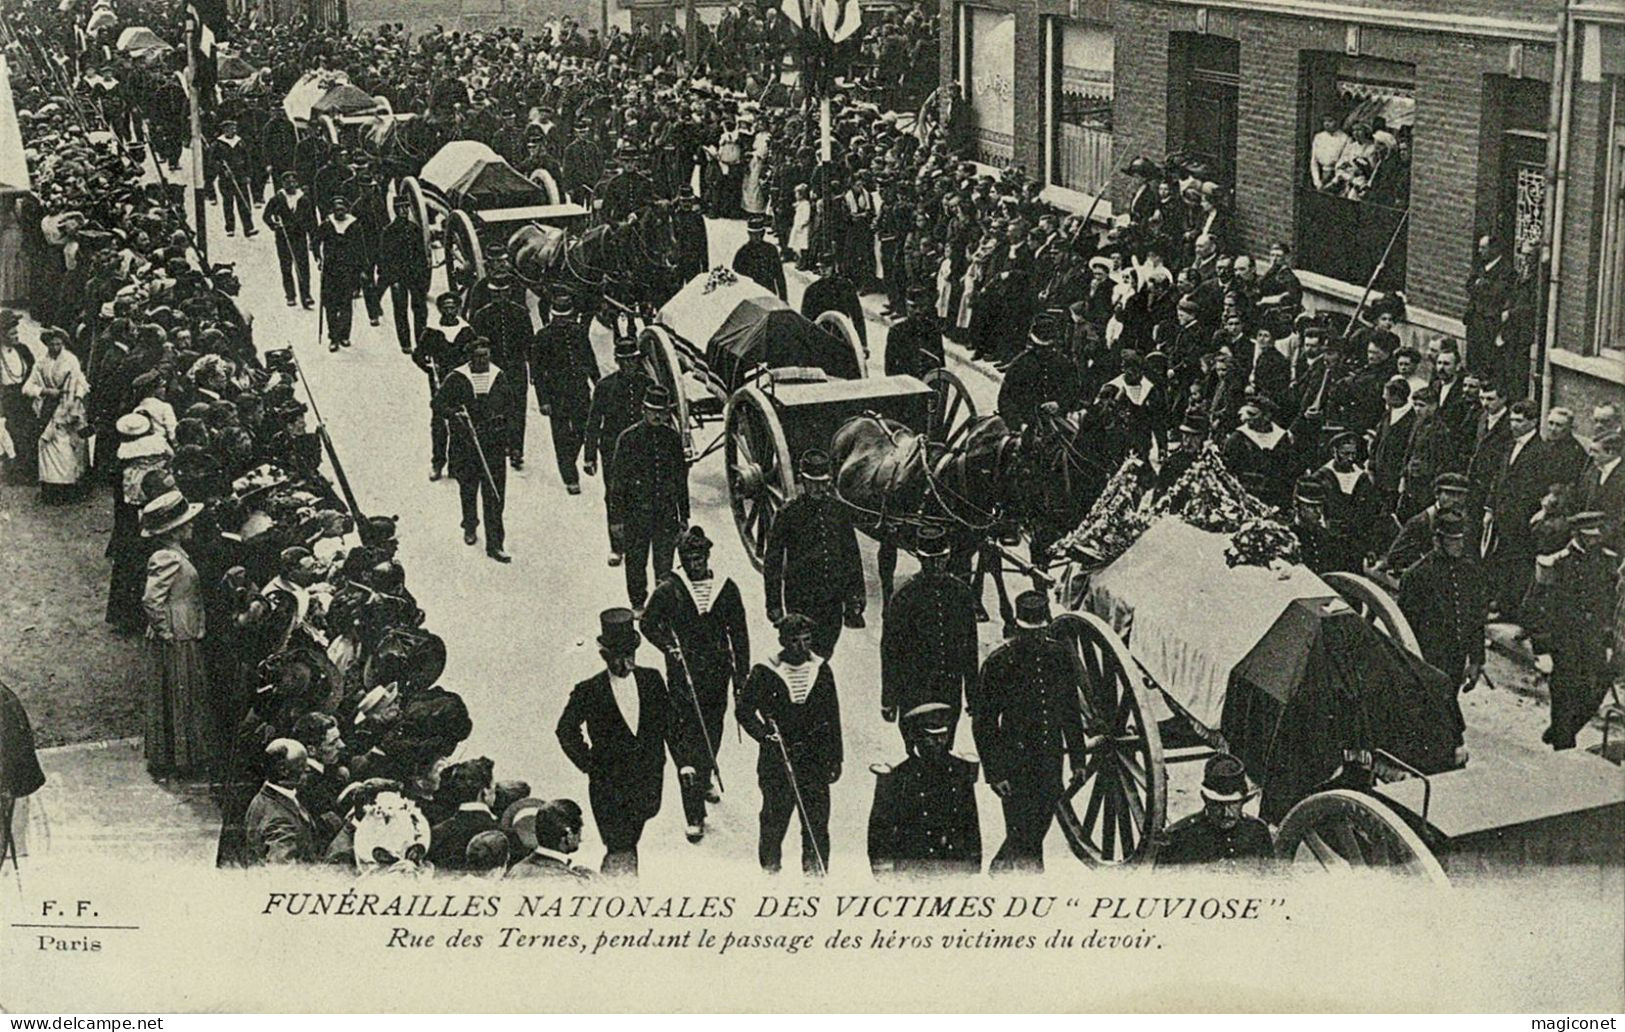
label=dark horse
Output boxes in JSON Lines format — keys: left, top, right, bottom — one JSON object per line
{"left": 508, "top": 211, "right": 681, "bottom": 326}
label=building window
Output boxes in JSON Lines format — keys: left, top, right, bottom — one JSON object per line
{"left": 1596, "top": 82, "right": 1625, "bottom": 359}
{"left": 961, "top": 5, "right": 1015, "bottom": 165}
{"left": 1047, "top": 18, "right": 1113, "bottom": 196}
{"left": 1170, "top": 33, "right": 1238, "bottom": 187}
{"left": 1297, "top": 53, "right": 1414, "bottom": 292}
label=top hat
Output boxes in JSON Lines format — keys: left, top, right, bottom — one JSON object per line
{"left": 915, "top": 523, "right": 950, "bottom": 557}
{"left": 1014, "top": 590, "right": 1050, "bottom": 629}
{"left": 1199, "top": 753, "right": 1252, "bottom": 803}
{"left": 800, "top": 448, "right": 833, "bottom": 481}
{"left": 643, "top": 383, "right": 673, "bottom": 410}
{"left": 613, "top": 335, "right": 640, "bottom": 360}
{"left": 597, "top": 607, "right": 641, "bottom": 654}
{"left": 678, "top": 524, "right": 713, "bottom": 554}
{"left": 139, "top": 490, "right": 203, "bottom": 538}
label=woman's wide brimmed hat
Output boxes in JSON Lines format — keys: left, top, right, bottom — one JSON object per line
{"left": 139, "top": 489, "right": 203, "bottom": 537}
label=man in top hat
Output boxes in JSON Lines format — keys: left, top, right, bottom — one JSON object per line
{"left": 376, "top": 193, "right": 431, "bottom": 354}
{"left": 763, "top": 448, "right": 866, "bottom": 658}
{"left": 738, "top": 612, "right": 843, "bottom": 875}
{"left": 1525, "top": 512, "right": 1619, "bottom": 750}
{"left": 884, "top": 287, "right": 944, "bottom": 381}
{"left": 431, "top": 340, "right": 513, "bottom": 562}
{"left": 314, "top": 194, "right": 369, "bottom": 352}
{"left": 1313, "top": 429, "right": 1383, "bottom": 574}
{"left": 468, "top": 258, "right": 534, "bottom": 469}
{"left": 609, "top": 384, "right": 690, "bottom": 610}
{"left": 1397, "top": 509, "right": 1488, "bottom": 696}
{"left": 208, "top": 118, "right": 258, "bottom": 238}
{"left": 555, "top": 608, "right": 675, "bottom": 875}
{"left": 1369, "top": 375, "right": 1416, "bottom": 521}
{"left": 641, "top": 525, "right": 751, "bottom": 841}
{"left": 997, "top": 311, "right": 1081, "bottom": 433}
{"left": 972, "top": 590, "right": 1087, "bottom": 874}
{"left": 585, "top": 335, "right": 654, "bottom": 565}
{"left": 881, "top": 525, "right": 979, "bottom": 744}
{"left": 732, "top": 214, "right": 786, "bottom": 300}
{"left": 1154, "top": 754, "right": 1275, "bottom": 870}
{"left": 505, "top": 799, "right": 593, "bottom": 880}
{"left": 263, "top": 171, "right": 317, "bottom": 309}
{"left": 867, "top": 701, "right": 982, "bottom": 878}
{"left": 416, "top": 292, "right": 477, "bottom": 481}
{"left": 1384, "top": 470, "right": 1475, "bottom": 576}
{"left": 530, "top": 292, "right": 600, "bottom": 494}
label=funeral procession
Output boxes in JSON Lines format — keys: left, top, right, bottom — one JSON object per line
{"left": 3, "top": 0, "right": 1624, "bottom": 887}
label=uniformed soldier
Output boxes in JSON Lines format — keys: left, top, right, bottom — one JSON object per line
{"left": 880, "top": 525, "right": 978, "bottom": 742}
{"left": 1313, "top": 430, "right": 1384, "bottom": 574}
{"left": 609, "top": 384, "right": 690, "bottom": 611}
{"left": 584, "top": 336, "right": 653, "bottom": 566}
{"left": 884, "top": 287, "right": 944, "bottom": 381}
{"left": 314, "top": 195, "right": 368, "bottom": 352}
{"left": 209, "top": 118, "right": 258, "bottom": 238}
{"left": 416, "top": 292, "right": 477, "bottom": 482}
{"left": 732, "top": 214, "right": 786, "bottom": 299}
{"left": 430, "top": 341, "right": 512, "bottom": 563}
{"left": 762, "top": 449, "right": 866, "bottom": 658}
{"left": 972, "top": 590, "right": 1086, "bottom": 874}
{"left": 641, "top": 525, "right": 752, "bottom": 842}
{"left": 377, "top": 195, "right": 431, "bottom": 354}
{"left": 350, "top": 166, "right": 389, "bottom": 328}
{"left": 737, "top": 613, "right": 842, "bottom": 876}
{"left": 802, "top": 259, "right": 867, "bottom": 353}
{"left": 670, "top": 194, "right": 710, "bottom": 283}
{"left": 530, "top": 293, "right": 600, "bottom": 493}
{"left": 997, "top": 311, "right": 1081, "bottom": 432}
{"left": 1397, "top": 509, "right": 1488, "bottom": 695}
{"left": 867, "top": 702, "right": 982, "bottom": 878}
{"left": 468, "top": 260, "right": 534, "bottom": 470}
{"left": 263, "top": 170, "right": 316, "bottom": 309}
{"left": 311, "top": 145, "right": 356, "bottom": 223}
{"left": 1154, "top": 753, "right": 1276, "bottom": 871}
{"left": 1525, "top": 511, "right": 1619, "bottom": 750}
{"left": 1288, "top": 474, "right": 1331, "bottom": 574}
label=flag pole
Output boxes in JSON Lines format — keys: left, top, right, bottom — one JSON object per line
{"left": 186, "top": 10, "right": 209, "bottom": 265}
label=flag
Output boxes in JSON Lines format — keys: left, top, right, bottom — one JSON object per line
{"left": 186, "top": 0, "right": 227, "bottom": 104}
{"left": 779, "top": 0, "right": 805, "bottom": 29}
{"left": 819, "top": 0, "right": 862, "bottom": 44}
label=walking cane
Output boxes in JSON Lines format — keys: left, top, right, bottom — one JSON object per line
{"left": 455, "top": 405, "right": 505, "bottom": 506}
{"left": 668, "top": 637, "right": 725, "bottom": 795}
{"left": 765, "top": 716, "right": 827, "bottom": 877}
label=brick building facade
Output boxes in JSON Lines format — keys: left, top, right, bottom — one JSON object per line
{"left": 939, "top": 0, "right": 1622, "bottom": 429}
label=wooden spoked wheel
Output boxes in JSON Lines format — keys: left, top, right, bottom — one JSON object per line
{"left": 724, "top": 386, "right": 796, "bottom": 570}
{"left": 533, "top": 167, "right": 563, "bottom": 205}
{"left": 1322, "top": 572, "right": 1423, "bottom": 657}
{"left": 395, "top": 177, "right": 436, "bottom": 276}
{"left": 921, "top": 367, "right": 977, "bottom": 452}
{"left": 1275, "top": 789, "right": 1449, "bottom": 882}
{"left": 638, "top": 326, "right": 693, "bottom": 458}
{"left": 813, "top": 310, "right": 866, "bottom": 378}
{"left": 444, "top": 209, "right": 484, "bottom": 301}
{"left": 1051, "top": 612, "right": 1168, "bottom": 866}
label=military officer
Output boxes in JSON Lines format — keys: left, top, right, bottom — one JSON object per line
{"left": 972, "top": 590, "right": 1086, "bottom": 874}
{"left": 430, "top": 340, "right": 512, "bottom": 562}
{"left": 416, "top": 292, "right": 477, "bottom": 482}
{"left": 584, "top": 335, "right": 653, "bottom": 565}
{"left": 468, "top": 260, "right": 534, "bottom": 470}
{"left": 762, "top": 449, "right": 866, "bottom": 658}
{"left": 1154, "top": 753, "right": 1276, "bottom": 870}
{"left": 867, "top": 702, "right": 982, "bottom": 878}
{"left": 609, "top": 384, "right": 690, "bottom": 611}
{"left": 350, "top": 166, "right": 389, "bottom": 328}
{"left": 880, "top": 525, "right": 979, "bottom": 743}
{"left": 641, "top": 526, "right": 752, "bottom": 842}
{"left": 883, "top": 287, "right": 945, "bottom": 381}
{"left": 997, "top": 312, "right": 1081, "bottom": 432}
{"left": 737, "top": 613, "right": 842, "bottom": 876}
{"left": 530, "top": 293, "right": 600, "bottom": 493}
{"left": 1526, "top": 512, "right": 1619, "bottom": 750}
{"left": 1288, "top": 474, "right": 1331, "bottom": 574}
{"left": 732, "top": 214, "right": 786, "bottom": 299}
{"left": 314, "top": 194, "right": 368, "bottom": 352}
{"left": 1397, "top": 509, "right": 1488, "bottom": 695}
{"left": 377, "top": 195, "right": 431, "bottom": 354}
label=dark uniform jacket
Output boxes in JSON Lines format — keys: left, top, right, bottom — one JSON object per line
{"left": 1398, "top": 550, "right": 1488, "bottom": 680}
{"left": 584, "top": 369, "right": 652, "bottom": 470}
{"left": 414, "top": 320, "right": 476, "bottom": 386}
{"left": 867, "top": 752, "right": 982, "bottom": 876}
{"left": 609, "top": 421, "right": 690, "bottom": 529}
{"left": 531, "top": 316, "right": 599, "bottom": 414}
{"left": 314, "top": 216, "right": 371, "bottom": 282}
{"left": 881, "top": 570, "right": 979, "bottom": 718}
{"left": 642, "top": 573, "right": 751, "bottom": 700}
{"left": 884, "top": 314, "right": 943, "bottom": 381}
{"left": 1489, "top": 433, "right": 1549, "bottom": 560}
{"left": 762, "top": 494, "right": 864, "bottom": 615}
{"left": 431, "top": 365, "right": 513, "bottom": 479}
{"left": 801, "top": 273, "right": 866, "bottom": 348}
{"left": 376, "top": 217, "right": 430, "bottom": 293}
{"left": 998, "top": 347, "right": 1081, "bottom": 431}
{"left": 1155, "top": 813, "right": 1275, "bottom": 870}
{"left": 732, "top": 238, "right": 786, "bottom": 299}
{"left": 470, "top": 289, "right": 533, "bottom": 377}
{"left": 263, "top": 189, "right": 316, "bottom": 243}
{"left": 972, "top": 632, "right": 1086, "bottom": 787}
{"left": 555, "top": 666, "right": 674, "bottom": 823}
{"left": 738, "top": 658, "right": 842, "bottom": 782}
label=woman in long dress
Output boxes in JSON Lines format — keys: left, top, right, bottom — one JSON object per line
{"left": 140, "top": 491, "right": 218, "bottom": 778}
{"left": 20, "top": 327, "right": 90, "bottom": 502}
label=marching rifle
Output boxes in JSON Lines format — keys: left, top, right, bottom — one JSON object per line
{"left": 665, "top": 636, "right": 725, "bottom": 795}
{"left": 455, "top": 404, "right": 505, "bottom": 507}
{"left": 765, "top": 715, "right": 827, "bottom": 877}
{"left": 286, "top": 346, "right": 369, "bottom": 526}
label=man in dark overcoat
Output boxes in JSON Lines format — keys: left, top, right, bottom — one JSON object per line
{"left": 1525, "top": 513, "right": 1619, "bottom": 750}
{"left": 530, "top": 293, "right": 600, "bottom": 493}
{"left": 469, "top": 262, "right": 535, "bottom": 469}
{"left": 1397, "top": 510, "right": 1487, "bottom": 697}
{"left": 609, "top": 384, "right": 690, "bottom": 610}
{"left": 762, "top": 449, "right": 865, "bottom": 658}
{"left": 584, "top": 336, "right": 653, "bottom": 565}
{"left": 867, "top": 702, "right": 982, "bottom": 878}
{"left": 880, "top": 526, "right": 978, "bottom": 743}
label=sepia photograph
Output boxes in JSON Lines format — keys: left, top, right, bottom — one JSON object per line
{"left": 0, "top": 0, "right": 1621, "bottom": 1015}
